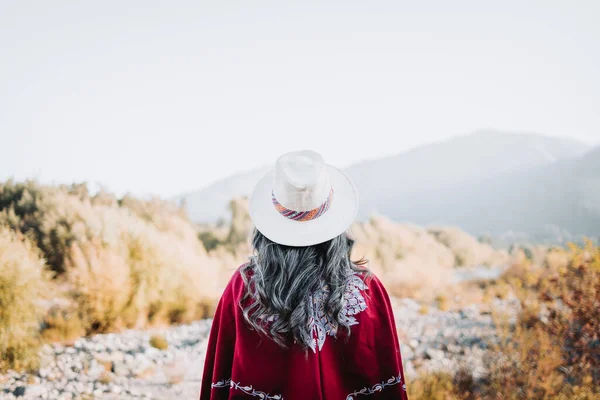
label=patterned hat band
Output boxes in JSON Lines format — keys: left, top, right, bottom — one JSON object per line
{"left": 272, "top": 188, "right": 334, "bottom": 222}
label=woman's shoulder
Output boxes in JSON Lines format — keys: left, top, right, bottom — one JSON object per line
{"left": 351, "top": 267, "right": 382, "bottom": 289}
{"left": 219, "top": 262, "right": 252, "bottom": 300}
{"left": 353, "top": 269, "right": 392, "bottom": 305}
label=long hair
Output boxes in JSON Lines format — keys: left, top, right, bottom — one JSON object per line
{"left": 239, "top": 228, "right": 369, "bottom": 349}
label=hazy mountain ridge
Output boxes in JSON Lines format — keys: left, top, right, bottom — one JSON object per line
{"left": 379, "top": 147, "right": 600, "bottom": 237}
{"left": 345, "top": 130, "right": 590, "bottom": 218}
{"left": 178, "top": 165, "right": 270, "bottom": 223}
{"left": 178, "top": 130, "right": 596, "bottom": 238}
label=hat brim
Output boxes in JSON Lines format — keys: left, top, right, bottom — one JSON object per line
{"left": 249, "top": 165, "right": 358, "bottom": 247}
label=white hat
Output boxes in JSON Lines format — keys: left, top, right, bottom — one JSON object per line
{"left": 249, "top": 150, "right": 358, "bottom": 246}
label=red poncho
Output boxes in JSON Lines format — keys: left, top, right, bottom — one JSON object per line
{"left": 200, "top": 268, "right": 408, "bottom": 399}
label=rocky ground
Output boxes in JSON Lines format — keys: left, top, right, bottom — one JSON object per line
{"left": 392, "top": 296, "right": 520, "bottom": 380}
{"left": 0, "top": 297, "right": 520, "bottom": 400}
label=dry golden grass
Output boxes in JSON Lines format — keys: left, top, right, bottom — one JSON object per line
{"left": 40, "top": 305, "right": 86, "bottom": 344}
{"left": 407, "top": 372, "right": 464, "bottom": 400}
{"left": 413, "top": 240, "right": 600, "bottom": 398}
{"left": 428, "top": 226, "right": 509, "bottom": 267}
{"left": 351, "top": 217, "right": 455, "bottom": 297}
{"left": 434, "top": 294, "right": 450, "bottom": 311}
{"left": 0, "top": 227, "right": 52, "bottom": 372}
{"left": 98, "top": 371, "right": 113, "bottom": 385}
{"left": 0, "top": 181, "right": 231, "bottom": 371}
{"left": 149, "top": 334, "right": 169, "bottom": 350}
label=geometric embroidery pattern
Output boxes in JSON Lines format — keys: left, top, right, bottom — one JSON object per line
{"left": 272, "top": 188, "right": 334, "bottom": 222}
{"left": 307, "top": 273, "right": 368, "bottom": 353}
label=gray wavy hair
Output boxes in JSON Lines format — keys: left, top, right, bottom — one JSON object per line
{"left": 239, "top": 228, "right": 369, "bottom": 349}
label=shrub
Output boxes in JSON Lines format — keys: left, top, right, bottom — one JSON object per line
{"left": 66, "top": 239, "right": 132, "bottom": 332}
{"left": 435, "top": 294, "right": 449, "bottom": 311}
{"left": 411, "top": 241, "right": 600, "bottom": 397}
{"left": 98, "top": 371, "right": 113, "bottom": 384}
{"left": 481, "top": 240, "right": 600, "bottom": 397}
{"left": 225, "top": 197, "right": 252, "bottom": 248}
{"left": 40, "top": 305, "right": 86, "bottom": 344}
{"left": 0, "top": 180, "right": 223, "bottom": 343}
{"left": 198, "top": 231, "right": 221, "bottom": 252}
{"left": 407, "top": 372, "right": 462, "bottom": 400}
{"left": 428, "top": 226, "right": 509, "bottom": 268}
{"left": 0, "top": 181, "right": 86, "bottom": 275}
{"left": 0, "top": 227, "right": 51, "bottom": 372}
{"left": 63, "top": 206, "right": 221, "bottom": 332}
{"left": 149, "top": 334, "right": 169, "bottom": 350}
{"left": 543, "top": 241, "right": 600, "bottom": 386}
{"left": 351, "top": 217, "right": 456, "bottom": 297}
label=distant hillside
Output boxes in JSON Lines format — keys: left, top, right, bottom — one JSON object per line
{"left": 378, "top": 145, "right": 600, "bottom": 237}
{"left": 178, "top": 130, "right": 594, "bottom": 237}
{"left": 345, "top": 129, "right": 589, "bottom": 219}
{"left": 178, "top": 165, "right": 269, "bottom": 223}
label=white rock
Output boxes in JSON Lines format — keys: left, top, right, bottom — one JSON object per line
{"left": 425, "top": 348, "right": 445, "bottom": 360}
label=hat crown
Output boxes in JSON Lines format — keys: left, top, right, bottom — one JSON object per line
{"left": 273, "top": 150, "right": 331, "bottom": 212}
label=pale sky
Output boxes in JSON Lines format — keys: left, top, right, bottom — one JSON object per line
{"left": 1, "top": 1, "right": 598, "bottom": 197}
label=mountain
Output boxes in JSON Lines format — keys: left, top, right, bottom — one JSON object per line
{"left": 178, "top": 165, "right": 270, "bottom": 223}
{"left": 378, "top": 145, "right": 600, "bottom": 237}
{"left": 345, "top": 129, "right": 590, "bottom": 219}
{"left": 178, "top": 130, "right": 593, "bottom": 237}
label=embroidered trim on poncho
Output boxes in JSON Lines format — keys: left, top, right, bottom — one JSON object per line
{"left": 308, "top": 273, "right": 368, "bottom": 353}
{"left": 346, "top": 373, "right": 406, "bottom": 399}
{"left": 212, "top": 378, "right": 283, "bottom": 399}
